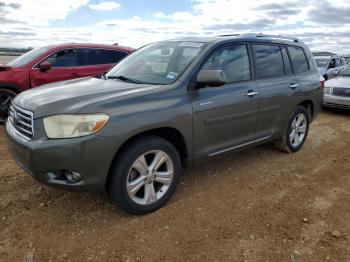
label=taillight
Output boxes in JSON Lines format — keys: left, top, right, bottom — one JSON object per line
{"left": 320, "top": 76, "right": 325, "bottom": 90}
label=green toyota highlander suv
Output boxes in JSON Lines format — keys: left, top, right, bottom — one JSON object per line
{"left": 6, "top": 34, "right": 323, "bottom": 214}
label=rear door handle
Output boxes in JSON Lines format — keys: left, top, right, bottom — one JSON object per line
{"left": 246, "top": 90, "right": 258, "bottom": 97}
{"left": 289, "top": 83, "right": 300, "bottom": 89}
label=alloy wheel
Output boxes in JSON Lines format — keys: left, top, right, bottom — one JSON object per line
{"left": 0, "top": 92, "right": 15, "bottom": 123}
{"left": 126, "top": 150, "right": 174, "bottom": 205}
{"left": 289, "top": 113, "right": 307, "bottom": 147}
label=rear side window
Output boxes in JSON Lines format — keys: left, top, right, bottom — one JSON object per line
{"left": 201, "top": 44, "right": 251, "bottom": 83}
{"left": 288, "top": 46, "right": 309, "bottom": 74}
{"left": 78, "top": 49, "right": 128, "bottom": 66}
{"left": 281, "top": 47, "right": 292, "bottom": 76}
{"left": 254, "top": 45, "right": 284, "bottom": 79}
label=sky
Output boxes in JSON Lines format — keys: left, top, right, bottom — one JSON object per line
{"left": 0, "top": 0, "right": 350, "bottom": 54}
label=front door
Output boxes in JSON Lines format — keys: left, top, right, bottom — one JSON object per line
{"left": 30, "top": 49, "right": 80, "bottom": 87}
{"left": 191, "top": 44, "right": 259, "bottom": 158}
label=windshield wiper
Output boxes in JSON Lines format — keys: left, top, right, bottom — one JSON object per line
{"left": 107, "top": 75, "right": 144, "bottom": 84}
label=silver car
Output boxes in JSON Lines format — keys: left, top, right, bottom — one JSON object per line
{"left": 315, "top": 55, "right": 347, "bottom": 80}
{"left": 324, "top": 66, "right": 350, "bottom": 108}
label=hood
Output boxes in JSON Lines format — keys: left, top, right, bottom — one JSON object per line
{"left": 0, "top": 64, "right": 12, "bottom": 71}
{"left": 325, "top": 76, "right": 350, "bottom": 88}
{"left": 14, "top": 77, "right": 163, "bottom": 118}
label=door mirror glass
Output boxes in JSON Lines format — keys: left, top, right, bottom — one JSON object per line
{"left": 196, "top": 69, "right": 226, "bottom": 87}
{"left": 39, "top": 62, "right": 52, "bottom": 71}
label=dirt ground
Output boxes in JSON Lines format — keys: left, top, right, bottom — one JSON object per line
{"left": 0, "top": 56, "right": 17, "bottom": 64}
{"left": 0, "top": 109, "right": 350, "bottom": 262}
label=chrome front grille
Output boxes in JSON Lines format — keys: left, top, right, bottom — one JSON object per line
{"left": 333, "top": 88, "right": 350, "bottom": 97}
{"left": 8, "top": 104, "right": 34, "bottom": 140}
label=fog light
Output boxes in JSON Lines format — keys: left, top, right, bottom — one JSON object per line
{"left": 64, "top": 170, "right": 82, "bottom": 183}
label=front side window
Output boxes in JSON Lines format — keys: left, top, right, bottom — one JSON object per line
{"left": 78, "top": 49, "right": 128, "bottom": 66}
{"left": 43, "top": 49, "right": 78, "bottom": 67}
{"left": 254, "top": 45, "right": 284, "bottom": 79}
{"left": 288, "top": 46, "right": 309, "bottom": 74}
{"left": 106, "top": 41, "right": 205, "bottom": 85}
{"left": 201, "top": 44, "right": 251, "bottom": 83}
{"left": 335, "top": 58, "right": 343, "bottom": 67}
{"left": 328, "top": 59, "right": 336, "bottom": 68}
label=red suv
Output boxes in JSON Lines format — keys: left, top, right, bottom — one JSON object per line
{"left": 0, "top": 43, "right": 134, "bottom": 123}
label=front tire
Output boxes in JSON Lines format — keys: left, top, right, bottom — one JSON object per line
{"left": 0, "top": 89, "right": 17, "bottom": 125}
{"left": 275, "top": 106, "right": 310, "bottom": 153}
{"left": 108, "top": 136, "right": 182, "bottom": 215}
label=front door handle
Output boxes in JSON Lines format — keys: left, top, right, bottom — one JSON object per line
{"left": 246, "top": 90, "right": 258, "bottom": 97}
{"left": 290, "top": 83, "right": 300, "bottom": 89}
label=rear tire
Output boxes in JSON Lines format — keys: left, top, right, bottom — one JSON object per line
{"left": 108, "top": 136, "right": 182, "bottom": 215}
{"left": 0, "top": 89, "right": 17, "bottom": 125}
{"left": 275, "top": 106, "right": 310, "bottom": 153}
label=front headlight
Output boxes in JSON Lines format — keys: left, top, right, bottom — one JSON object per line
{"left": 43, "top": 114, "right": 110, "bottom": 139}
{"left": 324, "top": 86, "right": 333, "bottom": 94}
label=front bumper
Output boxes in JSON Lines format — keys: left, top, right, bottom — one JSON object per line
{"left": 5, "top": 120, "right": 118, "bottom": 192}
{"left": 323, "top": 94, "right": 350, "bottom": 109}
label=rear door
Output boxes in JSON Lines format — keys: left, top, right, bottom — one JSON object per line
{"left": 74, "top": 48, "right": 129, "bottom": 77}
{"left": 191, "top": 43, "right": 259, "bottom": 158}
{"left": 253, "top": 44, "right": 300, "bottom": 139}
{"left": 30, "top": 49, "right": 80, "bottom": 87}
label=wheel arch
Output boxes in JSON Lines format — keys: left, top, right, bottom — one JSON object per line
{"left": 298, "top": 100, "right": 314, "bottom": 120}
{"left": 0, "top": 84, "right": 21, "bottom": 94}
{"left": 105, "top": 127, "right": 189, "bottom": 190}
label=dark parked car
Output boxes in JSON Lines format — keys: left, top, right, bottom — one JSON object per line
{"left": 0, "top": 43, "right": 134, "bottom": 123}
{"left": 6, "top": 34, "right": 323, "bottom": 214}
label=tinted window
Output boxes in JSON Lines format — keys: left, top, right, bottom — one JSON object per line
{"left": 202, "top": 44, "right": 250, "bottom": 83}
{"left": 335, "top": 58, "right": 343, "bottom": 67}
{"left": 328, "top": 59, "right": 336, "bottom": 68}
{"left": 281, "top": 47, "right": 292, "bottom": 76}
{"left": 78, "top": 49, "right": 128, "bottom": 66}
{"left": 288, "top": 46, "right": 309, "bottom": 74}
{"left": 254, "top": 45, "right": 284, "bottom": 79}
{"left": 43, "top": 49, "right": 78, "bottom": 67}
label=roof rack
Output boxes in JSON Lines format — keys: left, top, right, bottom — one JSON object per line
{"left": 217, "top": 33, "right": 302, "bottom": 43}
{"left": 216, "top": 34, "right": 240, "bottom": 37}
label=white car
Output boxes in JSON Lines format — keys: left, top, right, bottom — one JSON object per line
{"left": 314, "top": 55, "right": 347, "bottom": 80}
{"left": 323, "top": 66, "right": 350, "bottom": 108}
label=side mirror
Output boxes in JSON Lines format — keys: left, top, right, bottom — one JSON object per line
{"left": 196, "top": 69, "right": 226, "bottom": 87}
{"left": 39, "top": 62, "right": 52, "bottom": 72}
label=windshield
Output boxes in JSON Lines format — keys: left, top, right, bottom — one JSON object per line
{"left": 7, "top": 46, "right": 51, "bottom": 67}
{"left": 106, "top": 41, "right": 205, "bottom": 85}
{"left": 340, "top": 66, "right": 350, "bottom": 77}
{"left": 314, "top": 58, "right": 329, "bottom": 68}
